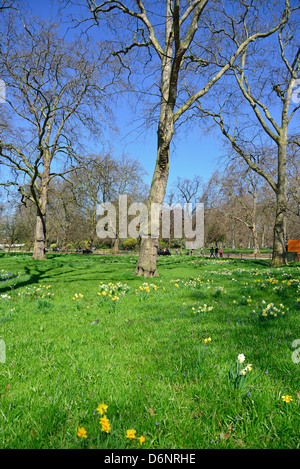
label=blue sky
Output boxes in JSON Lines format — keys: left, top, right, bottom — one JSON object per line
{"left": 112, "top": 102, "right": 221, "bottom": 190}
{"left": 16, "top": 0, "right": 300, "bottom": 193}
{"left": 25, "top": 0, "right": 221, "bottom": 190}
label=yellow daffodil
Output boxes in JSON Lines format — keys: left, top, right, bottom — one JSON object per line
{"left": 139, "top": 435, "right": 145, "bottom": 445}
{"left": 97, "top": 403, "right": 108, "bottom": 415}
{"left": 126, "top": 429, "right": 136, "bottom": 439}
{"left": 282, "top": 395, "right": 293, "bottom": 403}
{"left": 77, "top": 426, "right": 88, "bottom": 438}
{"left": 99, "top": 415, "right": 111, "bottom": 433}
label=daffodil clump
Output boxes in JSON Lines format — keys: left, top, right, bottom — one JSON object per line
{"left": 18, "top": 284, "right": 54, "bottom": 299}
{"left": 97, "top": 282, "right": 130, "bottom": 304}
{"left": 170, "top": 277, "right": 217, "bottom": 295}
{"left": 97, "top": 290, "right": 120, "bottom": 302}
{"left": 170, "top": 279, "right": 181, "bottom": 286}
{"left": 253, "top": 275, "right": 300, "bottom": 296}
{"left": 228, "top": 354, "right": 253, "bottom": 390}
{"left": 203, "top": 337, "right": 212, "bottom": 343}
{"left": 180, "top": 277, "right": 214, "bottom": 291}
{"left": 273, "top": 278, "right": 300, "bottom": 295}
{"left": 253, "top": 300, "right": 288, "bottom": 320}
{"left": 192, "top": 304, "right": 214, "bottom": 315}
{"left": 0, "top": 269, "right": 15, "bottom": 282}
{"left": 265, "top": 277, "right": 279, "bottom": 286}
{"left": 96, "top": 283, "right": 129, "bottom": 312}
{"left": 139, "top": 282, "right": 158, "bottom": 292}
{"left": 135, "top": 282, "right": 160, "bottom": 300}
{"left": 183, "top": 277, "right": 204, "bottom": 289}
{"left": 72, "top": 293, "right": 84, "bottom": 301}
{"left": 77, "top": 402, "right": 145, "bottom": 448}
{"left": 0, "top": 294, "right": 11, "bottom": 300}
{"left": 98, "top": 281, "right": 130, "bottom": 296}
{"left": 77, "top": 402, "right": 111, "bottom": 442}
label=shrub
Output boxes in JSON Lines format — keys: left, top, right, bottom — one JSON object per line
{"left": 122, "top": 238, "right": 138, "bottom": 250}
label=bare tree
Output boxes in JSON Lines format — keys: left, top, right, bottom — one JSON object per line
{"left": 197, "top": 2, "right": 300, "bottom": 265}
{"left": 172, "top": 175, "right": 202, "bottom": 205}
{"left": 69, "top": 154, "right": 117, "bottom": 250}
{"left": 215, "top": 162, "right": 270, "bottom": 255}
{"left": 71, "top": 0, "right": 290, "bottom": 276}
{"left": 110, "top": 154, "right": 148, "bottom": 253}
{"left": 164, "top": 174, "right": 202, "bottom": 250}
{"left": 46, "top": 179, "right": 78, "bottom": 250}
{"left": 0, "top": 15, "right": 114, "bottom": 259}
{"left": 70, "top": 152, "right": 147, "bottom": 250}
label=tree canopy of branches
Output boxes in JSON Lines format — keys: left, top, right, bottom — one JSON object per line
{"left": 196, "top": 0, "right": 300, "bottom": 265}
{"left": 0, "top": 13, "right": 115, "bottom": 259}
{"left": 70, "top": 152, "right": 148, "bottom": 250}
{"left": 69, "top": 0, "right": 293, "bottom": 276}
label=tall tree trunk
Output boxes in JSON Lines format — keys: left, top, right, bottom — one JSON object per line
{"left": 88, "top": 205, "right": 97, "bottom": 250}
{"left": 61, "top": 201, "right": 70, "bottom": 251}
{"left": 231, "top": 221, "right": 236, "bottom": 250}
{"left": 135, "top": 0, "right": 180, "bottom": 277}
{"left": 32, "top": 212, "right": 47, "bottom": 259}
{"left": 111, "top": 235, "right": 119, "bottom": 254}
{"left": 61, "top": 221, "right": 70, "bottom": 251}
{"left": 135, "top": 144, "right": 170, "bottom": 277}
{"left": 261, "top": 225, "right": 265, "bottom": 249}
{"left": 252, "top": 192, "right": 260, "bottom": 255}
{"left": 135, "top": 104, "right": 172, "bottom": 276}
{"left": 252, "top": 226, "right": 260, "bottom": 255}
{"left": 271, "top": 191, "right": 287, "bottom": 265}
{"left": 32, "top": 163, "right": 50, "bottom": 260}
{"left": 271, "top": 141, "right": 287, "bottom": 266}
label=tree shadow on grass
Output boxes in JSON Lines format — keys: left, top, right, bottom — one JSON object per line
{"left": 0, "top": 263, "right": 85, "bottom": 295}
{"left": 0, "top": 261, "right": 137, "bottom": 295}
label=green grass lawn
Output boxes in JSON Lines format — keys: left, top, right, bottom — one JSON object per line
{"left": 0, "top": 253, "right": 299, "bottom": 449}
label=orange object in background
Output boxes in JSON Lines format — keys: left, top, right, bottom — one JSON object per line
{"left": 287, "top": 240, "right": 300, "bottom": 261}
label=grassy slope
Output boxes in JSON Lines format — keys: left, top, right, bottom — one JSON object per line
{"left": 0, "top": 253, "right": 299, "bottom": 449}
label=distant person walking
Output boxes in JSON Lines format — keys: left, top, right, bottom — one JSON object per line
{"left": 215, "top": 247, "right": 218, "bottom": 257}
{"left": 210, "top": 247, "right": 214, "bottom": 258}
{"left": 219, "top": 247, "right": 223, "bottom": 258}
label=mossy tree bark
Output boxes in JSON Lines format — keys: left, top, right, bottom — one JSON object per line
{"left": 271, "top": 141, "right": 288, "bottom": 266}
{"left": 32, "top": 161, "right": 50, "bottom": 260}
